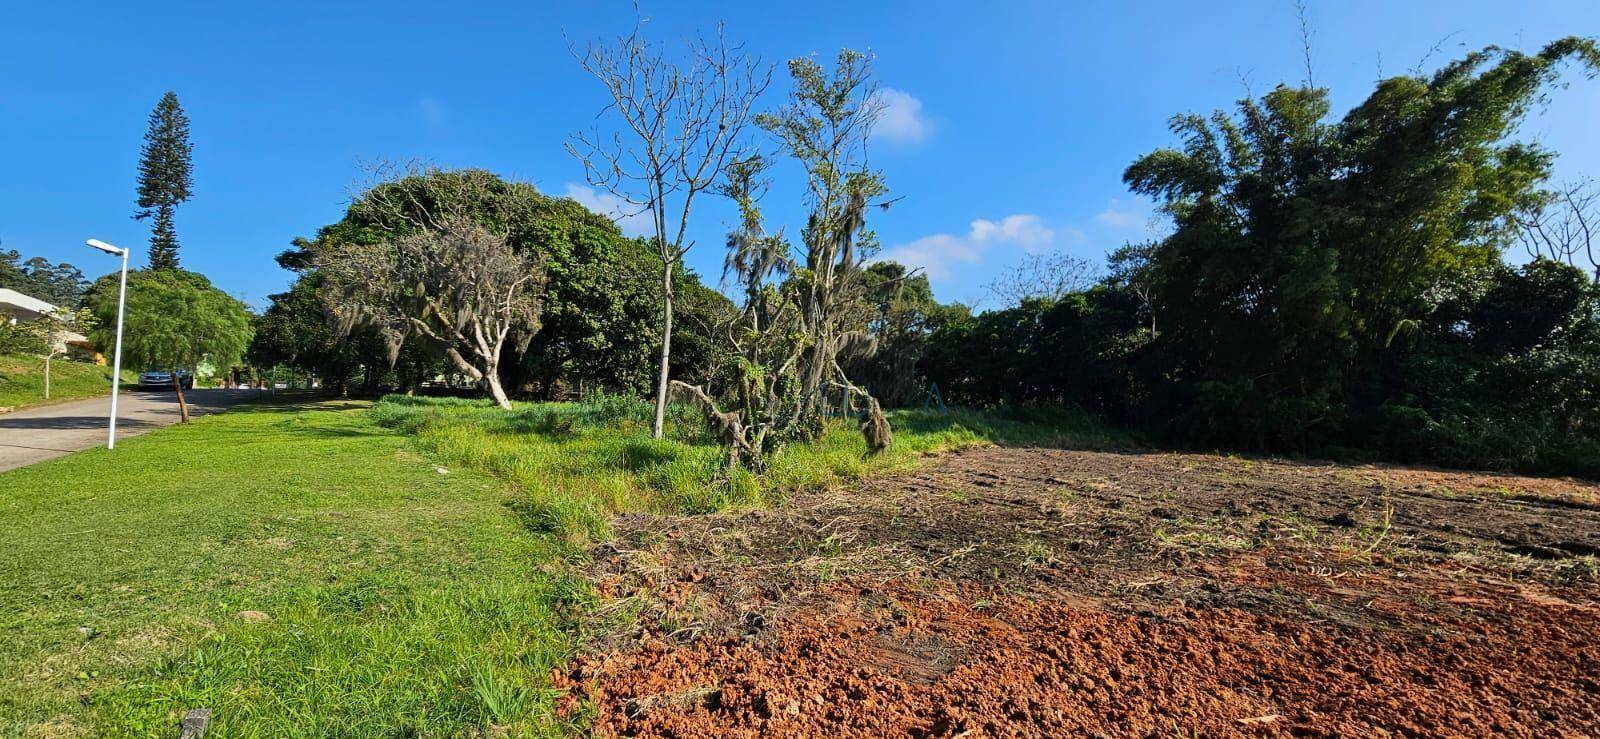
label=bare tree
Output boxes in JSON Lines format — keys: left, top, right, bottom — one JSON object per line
{"left": 566, "top": 21, "right": 771, "bottom": 439}
{"left": 984, "top": 252, "right": 1099, "bottom": 306}
{"left": 1294, "top": 0, "right": 1316, "bottom": 88}
{"left": 1518, "top": 178, "right": 1598, "bottom": 280}
{"left": 317, "top": 216, "right": 546, "bottom": 410}
{"left": 38, "top": 308, "right": 93, "bottom": 401}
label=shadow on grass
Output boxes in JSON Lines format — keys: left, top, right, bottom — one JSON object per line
{"left": 272, "top": 423, "right": 398, "bottom": 440}
{"left": 889, "top": 406, "right": 1142, "bottom": 452}
{"left": 233, "top": 396, "right": 373, "bottom": 415}
{"left": 504, "top": 497, "right": 563, "bottom": 535}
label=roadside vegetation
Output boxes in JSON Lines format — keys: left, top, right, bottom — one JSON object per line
{"left": 1, "top": 251, "right": 112, "bottom": 410}
{"left": 0, "top": 354, "right": 133, "bottom": 410}
{"left": 82, "top": 268, "right": 252, "bottom": 422}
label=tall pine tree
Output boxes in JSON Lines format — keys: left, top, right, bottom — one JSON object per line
{"left": 135, "top": 92, "right": 193, "bottom": 270}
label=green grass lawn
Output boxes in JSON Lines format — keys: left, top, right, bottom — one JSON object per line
{"left": 0, "top": 393, "right": 1107, "bottom": 736}
{"left": 0, "top": 354, "right": 136, "bottom": 410}
{"left": 0, "top": 399, "right": 588, "bottom": 737}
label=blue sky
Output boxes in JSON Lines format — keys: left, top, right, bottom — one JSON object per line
{"left": 2, "top": 1, "right": 1596, "bottom": 310}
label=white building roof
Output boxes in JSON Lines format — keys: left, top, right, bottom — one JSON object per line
{"left": 0, "top": 288, "right": 61, "bottom": 320}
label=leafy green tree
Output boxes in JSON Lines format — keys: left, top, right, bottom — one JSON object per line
{"left": 847, "top": 261, "right": 953, "bottom": 406}
{"left": 1104, "top": 241, "right": 1158, "bottom": 334}
{"left": 757, "top": 49, "right": 891, "bottom": 433}
{"left": 84, "top": 270, "right": 251, "bottom": 421}
{"left": 135, "top": 92, "right": 194, "bottom": 270}
{"left": 0, "top": 244, "right": 90, "bottom": 306}
{"left": 1467, "top": 258, "right": 1593, "bottom": 354}
{"left": 1124, "top": 37, "right": 1600, "bottom": 449}
{"left": 662, "top": 269, "right": 739, "bottom": 392}
{"left": 907, "top": 37, "right": 1600, "bottom": 478}
{"left": 249, "top": 266, "right": 363, "bottom": 394}
{"left": 273, "top": 166, "right": 726, "bottom": 402}
{"left": 919, "top": 288, "right": 1146, "bottom": 416}
{"left": 510, "top": 205, "right": 668, "bottom": 397}
{"left": 1384, "top": 258, "right": 1600, "bottom": 474}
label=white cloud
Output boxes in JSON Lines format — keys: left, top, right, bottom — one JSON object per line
{"left": 871, "top": 88, "right": 930, "bottom": 144}
{"left": 563, "top": 183, "right": 652, "bottom": 237}
{"left": 1094, "top": 198, "right": 1150, "bottom": 231}
{"left": 970, "top": 214, "right": 1056, "bottom": 252}
{"left": 877, "top": 234, "right": 977, "bottom": 280}
{"left": 878, "top": 214, "right": 1056, "bottom": 280}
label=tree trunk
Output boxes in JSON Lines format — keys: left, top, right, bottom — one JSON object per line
{"left": 792, "top": 341, "right": 829, "bottom": 435}
{"left": 651, "top": 261, "right": 675, "bottom": 439}
{"left": 485, "top": 362, "right": 512, "bottom": 411}
{"left": 172, "top": 372, "right": 190, "bottom": 423}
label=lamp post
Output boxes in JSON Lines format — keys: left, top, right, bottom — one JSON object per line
{"left": 86, "top": 239, "right": 129, "bottom": 449}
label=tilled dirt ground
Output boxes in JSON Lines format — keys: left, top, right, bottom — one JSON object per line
{"left": 554, "top": 446, "right": 1600, "bottom": 738}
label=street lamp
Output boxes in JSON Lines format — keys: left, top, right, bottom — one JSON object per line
{"left": 86, "top": 239, "right": 129, "bottom": 449}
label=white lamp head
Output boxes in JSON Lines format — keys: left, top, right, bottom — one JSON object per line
{"left": 86, "top": 238, "right": 127, "bottom": 256}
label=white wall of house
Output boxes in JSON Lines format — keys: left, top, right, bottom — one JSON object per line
{"left": 0, "top": 288, "right": 58, "bottom": 323}
{"left": 0, "top": 288, "right": 101, "bottom": 362}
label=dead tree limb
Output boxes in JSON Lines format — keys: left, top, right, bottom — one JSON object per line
{"left": 670, "top": 379, "right": 755, "bottom": 468}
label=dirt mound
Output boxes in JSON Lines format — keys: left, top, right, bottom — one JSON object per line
{"left": 560, "top": 446, "right": 1600, "bottom": 737}
{"left": 559, "top": 579, "right": 1599, "bottom": 737}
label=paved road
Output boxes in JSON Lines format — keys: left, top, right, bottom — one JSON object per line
{"left": 0, "top": 388, "right": 262, "bottom": 472}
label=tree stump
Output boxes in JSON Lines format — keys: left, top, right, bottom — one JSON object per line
{"left": 862, "top": 396, "right": 893, "bottom": 453}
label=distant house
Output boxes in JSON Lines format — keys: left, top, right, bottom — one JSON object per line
{"left": 0, "top": 288, "right": 102, "bottom": 363}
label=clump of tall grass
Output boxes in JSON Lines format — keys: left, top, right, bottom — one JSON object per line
{"left": 371, "top": 394, "right": 1121, "bottom": 542}
{"left": 372, "top": 395, "right": 749, "bottom": 541}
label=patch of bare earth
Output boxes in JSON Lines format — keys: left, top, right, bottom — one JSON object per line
{"left": 554, "top": 447, "right": 1600, "bottom": 737}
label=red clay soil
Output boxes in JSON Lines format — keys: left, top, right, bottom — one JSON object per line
{"left": 558, "top": 579, "right": 1598, "bottom": 738}
{"left": 556, "top": 446, "right": 1600, "bottom": 738}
